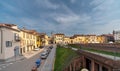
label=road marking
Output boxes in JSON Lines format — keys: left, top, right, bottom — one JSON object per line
{"left": 9, "top": 63, "right": 13, "bottom": 65}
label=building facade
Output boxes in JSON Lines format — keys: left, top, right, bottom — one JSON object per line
{"left": 113, "top": 30, "right": 120, "bottom": 43}
{"left": 86, "top": 35, "right": 98, "bottom": 43}
{"left": 0, "top": 24, "right": 20, "bottom": 60}
{"left": 36, "top": 33, "right": 41, "bottom": 48}
{"left": 102, "top": 34, "right": 114, "bottom": 43}
{"left": 40, "top": 33, "right": 49, "bottom": 46}
{"left": 52, "top": 34, "right": 106, "bottom": 44}
{"left": 53, "top": 33, "right": 65, "bottom": 44}
{"left": 97, "top": 35, "right": 106, "bottom": 43}
{"left": 64, "top": 36, "right": 71, "bottom": 44}
{"left": 20, "top": 29, "right": 37, "bottom": 54}
{"left": 72, "top": 35, "right": 86, "bottom": 44}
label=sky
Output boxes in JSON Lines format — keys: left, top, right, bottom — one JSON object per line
{"left": 0, "top": 0, "right": 120, "bottom": 35}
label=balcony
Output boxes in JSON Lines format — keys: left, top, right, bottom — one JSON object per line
{"left": 15, "top": 36, "right": 21, "bottom": 42}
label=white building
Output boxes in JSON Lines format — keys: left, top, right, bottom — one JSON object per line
{"left": 0, "top": 24, "right": 20, "bottom": 60}
{"left": 113, "top": 30, "right": 120, "bottom": 43}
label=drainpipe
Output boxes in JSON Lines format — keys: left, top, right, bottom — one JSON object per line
{"left": 0, "top": 28, "right": 3, "bottom": 54}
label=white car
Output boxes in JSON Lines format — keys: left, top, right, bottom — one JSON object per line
{"left": 40, "top": 52, "right": 48, "bottom": 59}
{"left": 34, "top": 48, "right": 40, "bottom": 51}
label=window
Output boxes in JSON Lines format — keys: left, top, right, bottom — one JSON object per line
{"left": 6, "top": 41, "right": 12, "bottom": 47}
{"left": 14, "top": 33, "right": 20, "bottom": 41}
{"left": 23, "top": 33, "right": 25, "bottom": 38}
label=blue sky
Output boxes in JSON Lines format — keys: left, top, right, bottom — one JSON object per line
{"left": 0, "top": 0, "right": 120, "bottom": 35}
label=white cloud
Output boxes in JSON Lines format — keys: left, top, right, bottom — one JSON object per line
{"left": 55, "top": 14, "right": 80, "bottom": 24}
{"left": 90, "top": 0, "right": 120, "bottom": 25}
{"left": 1, "top": 0, "right": 120, "bottom": 35}
{"left": 36, "top": 0, "right": 59, "bottom": 9}
{"left": 53, "top": 3, "right": 91, "bottom": 25}
{"left": 90, "top": 0, "right": 104, "bottom": 6}
{"left": 1, "top": 2, "right": 22, "bottom": 12}
{"left": 70, "top": 0, "right": 77, "bottom": 3}
{"left": 91, "top": 0, "right": 117, "bottom": 12}
{"left": 98, "top": 19, "right": 120, "bottom": 34}
{"left": 55, "top": 14, "right": 91, "bottom": 25}
{"left": 19, "top": 17, "right": 57, "bottom": 32}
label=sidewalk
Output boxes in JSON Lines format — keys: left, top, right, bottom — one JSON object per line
{"left": 39, "top": 45, "right": 56, "bottom": 71}
{"left": 23, "top": 48, "right": 44, "bottom": 59}
{"left": 0, "top": 48, "right": 44, "bottom": 65}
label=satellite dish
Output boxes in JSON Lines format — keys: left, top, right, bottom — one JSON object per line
{"left": 81, "top": 68, "right": 88, "bottom": 71}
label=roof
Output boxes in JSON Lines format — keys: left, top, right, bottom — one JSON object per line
{"left": 64, "top": 36, "right": 70, "bottom": 38}
{"left": 102, "top": 34, "right": 114, "bottom": 37}
{"left": 54, "top": 33, "right": 65, "bottom": 35}
{"left": 20, "top": 29, "right": 38, "bottom": 35}
{"left": 0, "top": 23, "right": 20, "bottom": 32}
{"left": 0, "top": 23, "right": 16, "bottom": 27}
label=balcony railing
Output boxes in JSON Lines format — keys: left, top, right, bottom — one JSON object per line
{"left": 15, "top": 36, "right": 21, "bottom": 41}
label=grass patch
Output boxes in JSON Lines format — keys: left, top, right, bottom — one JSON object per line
{"left": 67, "top": 44, "right": 120, "bottom": 57}
{"left": 54, "top": 45, "right": 79, "bottom": 71}
{"left": 67, "top": 44, "right": 80, "bottom": 49}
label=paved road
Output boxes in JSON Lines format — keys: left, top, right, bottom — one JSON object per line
{"left": 0, "top": 51, "right": 44, "bottom": 71}
{"left": 0, "top": 45, "right": 56, "bottom": 71}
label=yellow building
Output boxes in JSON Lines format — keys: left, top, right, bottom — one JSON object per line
{"left": 72, "top": 35, "right": 86, "bottom": 44}
{"left": 70, "top": 34, "right": 105, "bottom": 44}
{"left": 64, "top": 36, "right": 71, "bottom": 44}
{"left": 20, "top": 29, "right": 37, "bottom": 54}
{"left": 86, "top": 35, "right": 98, "bottom": 43}
{"left": 53, "top": 33, "right": 65, "bottom": 44}
{"left": 36, "top": 33, "right": 41, "bottom": 48}
{"left": 40, "top": 33, "right": 49, "bottom": 46}
{"left": 97, "top": 35, "right": 106, "bottom": 43}
{"left": 51, "top": 33, "right": 106, "bottom": 44}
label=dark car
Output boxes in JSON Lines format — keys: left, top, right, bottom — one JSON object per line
{"left": 39, "top": 46, "right": 44, "bottom": 49}
{"left": 47, "top": 48, "right": 51, "bottom": 53}
{"left": 49, "top": 46, "right": 53, "bottom": 49}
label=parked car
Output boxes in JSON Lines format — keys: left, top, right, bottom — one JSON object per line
{"left": 49, "top": 46, "right": 53, "bottom": 49}
{"left": 40, "top": 51, "right": 48, "bottom": 59}
{"left": 39, "top": 46, "right": 44, "bottom": 49}
{"left": 35, "top": 59, "right": 41, "bottom": 68}
{"left": 44, "top": 48, "right": 50, "bottom": 54}
{"left": 47, "top": 48, "right": 51, "bottom": 53}
{"left": 34, "top": 48, "right": 40, "bottom": 51}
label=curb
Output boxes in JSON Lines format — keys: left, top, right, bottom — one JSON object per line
{"left": 52, "top": 46, "right": 56, "bottom": 71}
